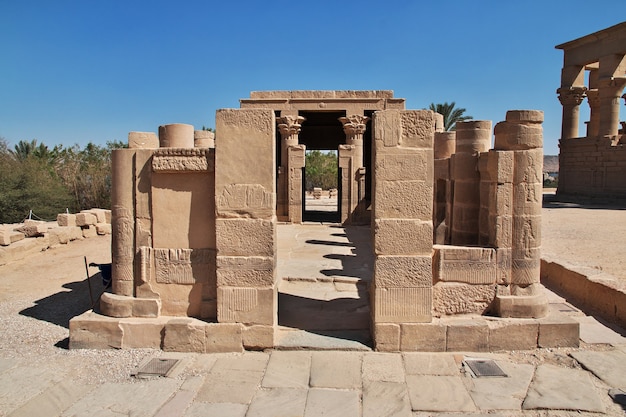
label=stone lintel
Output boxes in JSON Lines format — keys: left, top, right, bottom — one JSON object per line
{"left": 152, "top": 148, "right": 214, "bottom": 173}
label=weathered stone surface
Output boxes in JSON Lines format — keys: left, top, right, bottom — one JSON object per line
{"left": 217, "top": 287, "right": 275, "bottom": 325}
{"left": 362, "top": 352, "right": 405, "bottom": 382}
{"left": 467, "top": 361, "right": 534, "bottom": 410}
{"left": 184, "top": 402, "right": 247, "bottom": 417}
{"left": 6, "top": 379, "right": 94, "bottom": 417}
{"left": 0, "top": 230, "right": 24, "bottom": 246}
{"left": 523, "top": 364, "right": 605, "bottom": 412}
{"left": 433, "top": 245, "right": 497, "bottom": 284}
{"left": 375, "top": 181, "right": 432, "bottom": 219}
{"left": 14, "top": 223, "right": 47, "bottom": 237}
{"left": 488, "top": 321, "right": 538, "bottom": 351}
{"left": 433, "top": 282, "right": 496, "bottom": 316}
{"left": 0, "top": 236, "right": 49, "bottom": 266}
{"left": 215, "top": 219, "right": 275, "bottom": 257}
{"left": 262, "top": 351, "right": 311, "bottom": 388}
{"left": 304, "top": 388, "right": 360, "bottom": 417}
{"left": 400, "top": 110, "right": 435, "bottom": 149}
{"left": 403, "top": 353, "right": 459, "bottom": 375}
{"left": 205, "top": 323, "right": 243, "bottom": 353}
{"left": 61, "top": 379, "right": 179, "bottom": 417}
{"left": 406, "top": 375, "right": 476, "bottom": 412}
{"left": 374, "top": 256, "right": 431, "bottom": 287}
{"left": 119, "top": 318, "right": 166, "bottom": 349}
{"left": 69, "top": 311, "right": 123, "bottom": 349}
{"left": 76, "top": 212, "right": 97, "bottom": 227}
{"left": 373, "top": 323, "right": 400, "bottom": 352}
{"left": 400, "top": 322, "right": 446, "bottom": 352}
{"left": 95, "top": 223, "right": 112, "bottom": 235}
{"left": 310, "top": 351, "right": 363, "bottom": 389}
{"left": 363, "top": 381, "right": 412, "bottom": 417}
{"left": 159, "top": 123, "right": 194, "bottom": 148}
{"left": 216, "top": 256, "right": 275, "bottom": 287}
{"left": 446, "top": 320, "right": 489, "bottom": 352}
{"left": 374, "top": 150, "right": 433, "bottom": 182}
{"left": 56, "top": 213, "right": 76, "bottom": 227}
{"left": 571, "top": 349, "right": 626, "bottom": 390}
{"left": 163, "top": 318, "right": 206, "bottom": 353}
{"left": 128, "top": 131, "right": 159, "bottom": 148}
{"left": 242, "top": 324, "right": 274, "bottom": 350}
{"left": 81, "top": 225, "right": 97, "bottom": 238}
{"left": 374, "top": 219, "right": 432, "bottom": 256}
{"left": 247, "top": 388, "right": 308, "bottom": 417}
{"left": 373, "top": 286, "right": 432, "bottom": 323}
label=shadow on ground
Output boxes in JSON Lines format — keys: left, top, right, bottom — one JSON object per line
{"left": 19, "top": 273, "right": 106, "bottom": 330}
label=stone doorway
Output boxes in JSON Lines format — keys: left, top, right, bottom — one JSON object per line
{"left": 302, "top": 149, "right": 340, "bottom": 223}
{"left": 299, "top": 112, "right": 345, "bottom": 223}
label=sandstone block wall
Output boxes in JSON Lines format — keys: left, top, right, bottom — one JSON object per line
{"left": 371, "top": 109, "right": 435, "bottom": 350}
{"left": 558, "top": 136, "right": 626, "bottom": 200}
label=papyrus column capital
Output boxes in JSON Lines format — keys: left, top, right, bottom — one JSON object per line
{"left": 277, "top": 115, "right": 305, "bottom": 143}
{"left": 339, "top": 115, "right": 370, "bottom": 143}
{"left": 557, "top": 86, "right": 587, "bottom": 106}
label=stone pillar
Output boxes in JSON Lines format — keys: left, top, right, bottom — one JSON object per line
{"left": 215, "top": 109, "right": 277, "bottom": 349}
{"left": 194, "top": 130, "right": 215, "bottom": 148}
{"left": 557, "top": 86, "right": 587, "bottom": 139}
{"left": 111, "top": 149, "right": 136, "bottom": 297}
{"left": 159, "top": 124, "right": 194, "bottom": 148}
{"left": 339, "top": 115, "right": 369, "bottom": 224}
{"left": 287, "top": 145, "right": 306, "bottom": 224}
{"left": 492, "top": 110, "right": 548, "bottom": 318}
{"left": 586, "top": 68, "right": 600, "bottom": 138}
{"left": 598, "top": 77, "right": 626, "bottom": 137}
{"left": 450, "top": 121, "right": 491, "bottom": 245}
{"left": 277, "top": 116, "right": 305, "bottom": 222}
{"left": 371, "top": 109, "right": 435, "bottom": 351}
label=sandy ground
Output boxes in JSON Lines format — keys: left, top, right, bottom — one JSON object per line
{"left": 542, "top": 191, "right": 626, "bottom": 280}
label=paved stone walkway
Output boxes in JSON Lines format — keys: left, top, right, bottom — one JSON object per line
{"left": 3, "top": 345, "right": 626, "bottom": 416}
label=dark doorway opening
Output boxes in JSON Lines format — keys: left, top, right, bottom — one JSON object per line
{"left": 299, "top": 111, "right": 345, "bottom": 223}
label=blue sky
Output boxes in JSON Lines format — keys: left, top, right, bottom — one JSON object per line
{"left": 1, "top": 1, "right": 624, "bottom": 155}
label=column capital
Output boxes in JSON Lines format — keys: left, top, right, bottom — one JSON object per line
{"left": 277, "top": 115, "right": 305, "bottom": 138}
{"left": 339, "top": 115, "right": 370, "bottom": 137}
{"left": 586, "top": 89, "right": 600, "bottom": 107}
{"left": 557, "top": 86, "right": 587, "bottom": 106}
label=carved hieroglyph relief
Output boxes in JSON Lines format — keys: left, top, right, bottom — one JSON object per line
{"left": 154, "top": 248, "right": 213, "bottom": 285}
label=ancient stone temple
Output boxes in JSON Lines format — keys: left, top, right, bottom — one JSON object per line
{"left": 556, "top": 21, "right": 626, "bottom": 200}
{"left": 69, "top": 91, "right": 577, "bottom": 353}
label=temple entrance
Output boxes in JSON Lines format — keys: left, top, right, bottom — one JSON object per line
{"left": 299, "top": 111, "right": 345, "bottom": 223}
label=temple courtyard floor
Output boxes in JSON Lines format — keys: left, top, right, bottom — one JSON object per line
{"left": 0, "top": 192, "right": 625, "bottom": 416}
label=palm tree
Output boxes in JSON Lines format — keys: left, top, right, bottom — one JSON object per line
{"left": 429, "top": 102, "right": 472, "bottom": 131}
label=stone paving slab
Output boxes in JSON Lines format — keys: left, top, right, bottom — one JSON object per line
{"left": 184, "top": 402, "right": 247, "bottom": 417}
{"left": 362, "top": 352, "right": 405, "bottom": 382}
{"left": 0, "top": 364, "right": 65, "bottom": 413}
{"left": 363, "top": 381, "right": 412, "bottom": 417}
{"left": 0, "top": 359, "right": 16, "bottom": 374}
{"left": 60, "top": 379, "right": 180, "bottom": 417}
{"left": 403, "top": 353, "right": 460, "bottom": 376}
{"left": 465, "top": 361, "right": 534, "bottom": 410}
{"left": 7, "top": 380, "right": 94, "bottom": 417}
{"left": 310, "top": 351, "right": 363, "bottom": 389}
{"left": 304, "top": 388, "right": 360, "bottom": 417}
{"left": 406, "top": 375, "right": 476, "bottom": 412}
{"left": 246, "top": 388, "right": 308, "bottom": 417}
{"left": 571, "top": 349, "right": 626, "bottom": 390}
{"left": 574, "top": 316, "right": 626, "bottom": 345}
{"left": 262, "top": 351, "right": 311, "bottom": 388}
{"left": 522, "top": 364, "right": 605, "bottom": 412}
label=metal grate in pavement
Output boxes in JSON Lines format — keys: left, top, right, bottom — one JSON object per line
{"left": 133, "top": 358, "right": 179, "bottom": 378}
{"left": 464, "top": 358, "right": 507, "bottom": 378}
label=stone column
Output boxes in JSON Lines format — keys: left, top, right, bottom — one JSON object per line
{"left": 557, "top": 86, "right": 587, "bottom": 139}
{"left": 194, "top": 130, "right": 215, "bottom": 148}
{"left": 371, "top": 110, "right": 435, "bottom": 352}
{"left": 492, "top": 110, "right": 548, "bottom": 318}
{"left": 450, "top": 121, "right": 491, "bottom": 245}
{"left": 339, "top": 115, "right": 369, "bottom": 224}
{"left": 287, "top": 145, "right": 306, "bottom": 224}
{"left": 598, "top": 77, "right": 626, "bottom": 137}
{"left": 585, "top": 68, "right": 600, "bottom": 138}
{"left": 111, "top": 148, "right": 136, "bottom": 297}
{"left": 215, "top": 109, "right": 277, "bottom": 349}
{"left": 159, "top": 123, "right": 194, "bottom": 148}
{"left": 277, "top": 116, "right": 305, "bottom": 222}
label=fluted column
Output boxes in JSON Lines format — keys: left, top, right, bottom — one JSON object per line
{"left": 557, "top": 86, "right": 587, "bottom": 139}
{"left": 277, "top": 116, "right": 305, "bottom": 222}
{"left": 339, "top": 115, "right": 370, "bottom": 224}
